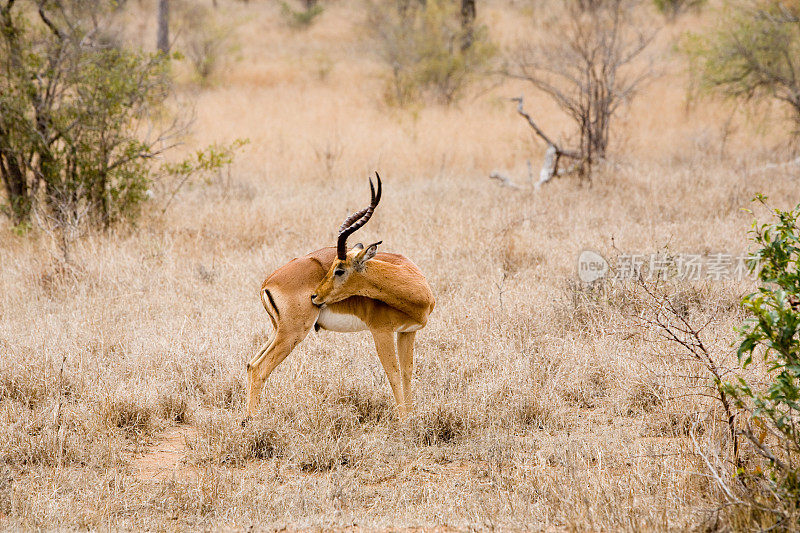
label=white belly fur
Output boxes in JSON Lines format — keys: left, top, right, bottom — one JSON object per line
{"left": 316, "top": 308, "right": 369, "bottom": 332}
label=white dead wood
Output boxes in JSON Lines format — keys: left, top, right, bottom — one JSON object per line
{"left": 744, "top": 157, "right": 800, "bottom": 178}
{"left": 536, "top": 145, "right": 558, "bottom": 188}
{"left": 760, "top": 157, "right": 800, "bottom": 172}
{"left": 488, "top": 171, "right": 521, "bottom": 189}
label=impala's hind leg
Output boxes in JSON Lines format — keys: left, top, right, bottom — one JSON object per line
{"left": 244, "top": 326, "right": 312, "bottom": 422}
{"left": 396, "top": 331, "right": 416, "bottom": 415}
{"left": 244, "top": 332, "right": 277, "bottom": 419}
{"left": 244, "top": 293, "right": 316, "bottom": 423}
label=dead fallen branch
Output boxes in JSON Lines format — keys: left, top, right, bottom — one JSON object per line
{"left": 485, "top": 97, "right": 584, "bottom": 191}
{"left": 489, "top": 98, "right": 583, "bottom": 191}
{"left": 488, "top": 171, "right": 521, "bottom": 189}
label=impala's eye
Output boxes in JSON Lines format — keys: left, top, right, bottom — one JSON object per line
{"left": 334, "top": 269, "right": 345, "bottom": 277}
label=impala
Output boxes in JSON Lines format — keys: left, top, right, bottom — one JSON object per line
{"left": 243, "top": 174, "right": 435, "bottom": 424}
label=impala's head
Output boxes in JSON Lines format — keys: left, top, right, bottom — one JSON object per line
{"left": 311, "top": 174, "right": 382, "bottom": 308}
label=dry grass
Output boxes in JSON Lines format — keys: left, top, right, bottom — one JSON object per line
{"left": 0, "top": 0, "right": 798, "bottom": 529}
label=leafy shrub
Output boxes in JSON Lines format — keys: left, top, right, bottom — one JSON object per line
{"left": 0, "top": 2, "right": 176, "bottom": 227}
{"left": 157, "top": 138, "right": 249, "bottom": 213}
{"left": 175, "top": 2, "right": 234, "bottom": 82}
{"left": 368, "top": 0, "right": 496, "bottom": 106}
{"left": 279, "top": 1, "right": 324, "bottom": 29}
{"left": 724, "top": 199, "right": 800, "bottom": 508}
{"left": 653, "top": 0, "right": 705, "bottom": 19}
{"left": 0, "top": 2, "right": 242, "bottom": 239}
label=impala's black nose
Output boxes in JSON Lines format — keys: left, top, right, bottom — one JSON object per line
{"left": 311, "top": 294, "right": 326, "bottom": 309}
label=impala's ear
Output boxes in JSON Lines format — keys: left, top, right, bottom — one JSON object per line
{"left": 352, "top": 243, "right": 364, "bottom": 250}
{"left": 353, "top": 241, "right": 381, "bottom": 271}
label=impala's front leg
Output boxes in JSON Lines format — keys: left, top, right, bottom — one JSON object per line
{"left": 371, "top": 330, "right": 407, "bottom": 419}
{"left": 396, "top": 331, "right": 416, "bottom": 415}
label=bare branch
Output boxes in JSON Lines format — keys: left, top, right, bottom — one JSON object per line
{"left": 742, "top": 423, "right": 789, "bottom": 472}
{"left": 635, "top": 277, "right": 741, "bottom": 467}
{"left": 37, "top": 3, "right": 65, "bottom": 40}
{"left": 512, "top": 97, "right": 580, "bottom": 159}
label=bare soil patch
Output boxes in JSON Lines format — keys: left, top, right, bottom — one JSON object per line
{"left": 129, "top": 425, "right": 199, "bottom": 482}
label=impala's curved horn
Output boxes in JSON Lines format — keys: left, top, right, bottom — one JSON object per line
{"left": 338, "top": 207, "right": 369, "bottom": 234}
{"left": 337, "top": 173, "right": 382, "bottom": 260}
{"left": 338, "top": 178, "right": 378, "bottom": 232}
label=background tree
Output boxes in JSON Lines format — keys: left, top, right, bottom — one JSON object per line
{"left": 506, "top": 0, "right": 654, "bottom": 181}
{"left": 279, "top": 0, "right": 324, "bottom": 28}
{"left": 460, "top": 0, "right": 475, "bottom": 50}
{"left": 686, "top": 0, "right": 800, "bottom": 139}
{"left": 157, "top": 0, "right": 169, "bottom": 53}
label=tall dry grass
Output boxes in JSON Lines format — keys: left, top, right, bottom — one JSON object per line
{"left": 0, "top": 0, "right": 798, "bottom": 529}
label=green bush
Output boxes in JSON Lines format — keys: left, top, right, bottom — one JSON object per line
{"left": 175, "top": 2, "right": 235, "bottom": 82}
{"left": 0, "top": 2, "right": 174, "bottom": 227}
{"left": 368, "top": 0, "right": 496, "bottom": 106}
{"left": 726, "top": 198, "right": 800, "bottom": 510}
{"left": 279, "top": 1, "right": 324, "bottom": 29}
{"left": 652, "top": 0, "right": 705, "bottom": 19}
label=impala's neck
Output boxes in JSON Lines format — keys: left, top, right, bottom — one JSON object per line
{"left": 355, "top": 259, "right": 433, "bottom": 324}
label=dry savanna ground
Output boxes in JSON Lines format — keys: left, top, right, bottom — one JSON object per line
{"left": 1, "top": 0, "right": 798, "bottom": 530}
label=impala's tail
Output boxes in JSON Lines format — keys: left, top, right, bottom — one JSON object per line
{"left": 260, "top": 287, "right": 279, "bottom": 332}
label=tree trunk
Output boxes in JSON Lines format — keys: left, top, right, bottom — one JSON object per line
{"left": 157, "top": 0, "right": 169, "bottom": 54}
{"left": 460, "top": 0, "right": 475, "bottom": 50}
{"left": 0, "top": 147, "right": 30, "bottom": 224}
{"left": 0, "top": 4, "right": 34, "bottom": 223}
